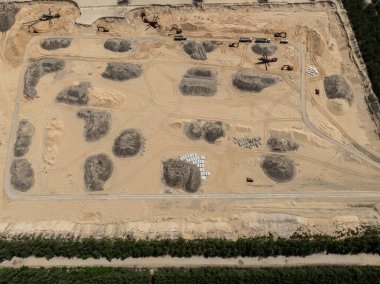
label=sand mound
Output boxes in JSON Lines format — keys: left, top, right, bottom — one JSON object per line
{"left": 24, "top": 58, "right": 66, "bottom": 99}
{"left": 77, "top": 109, "right": 111, "bottom": 142}
{"left": 183, "top": 41, "right": 216, "bottom": 60}
{"left": 89, "top": 87, "right": 125, "bottom": 108}
{"left": 162, "top": 159, "right": 201, "bottom": 193}
{"left": 324, "top": 75, "right": 353, "bottom": 105}
{"left": 267, "top": 136, "right": 299, "bottom": 152}
{"left": 185, "top": 120, "right": 203, "bottom": 140}
{"left": 203, "top": 121, "right": 225, "bottom": 143}
{"left": 261, "top": 155, "right": 296, "bottom": 183}
{"left": 104, "top": 38, "right": 132, "bottom": 52}
{"left": 14, "top": 120, "right": 35, "bottom": 157}
{"left": 327, "top": 98, "right": 350, "bottom": 116}
{"left": 179, "top": 67, "right": 218, "bottom": 96}
{"left": 40, "top": 38, "right": 72, "bottom": 50}
{"left": 113, "top": 129, "right": 144, "bottom": 158}
{"left": 233, "top": 71, "right": 279, "bottom": 92}
{"left": 251, "top": 44, "right": 277, "bottom": 56}
{"left": 10, "top": 159, "right": 34, "bottom": 192}
{"left": 84, "top": 154, "right": 113, "bottom": 191}
{"left": 0, "top": 5, "right": 17, "bottom": 33}
{"left": 101, "top": 62, "right": 142, "bottom": 81}
{"left": 43, "top": 118, "right": 64, "bottom": 166}
{"left": 56, "top": 82, "right": 91, "bottom": 106}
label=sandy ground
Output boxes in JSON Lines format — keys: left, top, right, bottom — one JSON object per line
{"left": 2, "top": 254, "right": 380, "bottom": 268}
{"left": 0, "top": 1, "right": 379, "bottom": 239}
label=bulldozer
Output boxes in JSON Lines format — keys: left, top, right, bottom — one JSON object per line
{"left": 281, "top": 65, "right": 293, "bottom": 71}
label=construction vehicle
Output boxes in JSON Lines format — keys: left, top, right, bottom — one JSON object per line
{"left": 255, "top": 37, "right": 271, "bottom": 43}
{"left": 23, "top": 8, "right": 60, "bottom": 29}
{"left": 281, "top": 65, "right": 293, "bottom": 71}
{"left": 274, "top": 32, "right": 287, "bottom": 38}
{"left": 169, "top": 24, "right": 182, "bottom": 35}
{"left": 239, "top": 37, "right": 252, "bottom": 43}
{"left": 141, "top": 12, "right": 160, "bottom": 30}
{"left": 229, "top": 42, "right": 239, "bottom": 48}
{"left": 97, "top": 26, "right": 109, "bottom": 32}
{"left": 174, "top": 35, "right": 187, "bottom": 41}
{"left": 246, "top": 177, "right": 254, "bottom": 183}
{"left": 257, "top": 53, "right": 278, "bottom": 70}
{"left": 280, "top": 39, "right": 289, "bottom": 44}
{"left": 315, "top": 89, "right": 320, "bottom": 95}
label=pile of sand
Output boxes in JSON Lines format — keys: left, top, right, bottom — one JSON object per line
{"left": 261, "top": 155, "right": 296, "bottom": 183}
{"left": 14, "top": 120, "right": 35, "bottom": 157}
{"left": 113, "top": 129, "right": 144, "bottom": 158}
{"left": 84, "top": 154, "right": 113, "bottom": 191}
{"left": 327, "top": 98, "right": 350, "bottom": 116}
{"left": 24, "top": 58, "right": 66, "bottom": 99}
{"left": 104, "top": 38, "right": 132, "bottom": 52}
{"left": 101, "top": 62, "right": 142, "bottom": 81}
{"left": 43, "top": 118, "right": 64, "bottom": 166}
{"left": 324, "top": 75, "right": 353, "bottom": 105}
{"left": 40, "top": 38, "right": 72, "bottom": 50}
{"left": 185, "top": 120, "right": 203, "bottom": 140}
{"left": 179, "top": 67, "right": 218, "bottom": 96}
{"left": 0, "top": 4, "right": 17, "bottom": 32}
{"left": 183, "top": 41, "right": 216, "bottom": 60}
{"left": 233, "top": 71, "right": 279, "bottom": 92}
{"left": 184, "top": 120, "right": 225, "bottom": 143}
{"left": 77, "top": 109, "right": 111, "bottom": 142}
{"left": 10, "top": 159, "right": 34, "bottom": 192}
{"left": 56, "top": 82, "right": 91, "bottom": 106}
{"left": 267, "top": 136, "right": 299, "bottom": 152}
{"left": 162, "top": 159, "right": 201, "bottom": 193}
{"left": 251, "top": 44, "right": 277, "bottom": 56}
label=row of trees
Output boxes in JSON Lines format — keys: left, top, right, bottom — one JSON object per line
{"left": 0, "top": 266, "right": 380, "bottom": 283}
{"left": 0, "top": 231, "right": 379, "bottom": 261}
{"left": 343, "top": 0, "right": 380, "bottom": 99}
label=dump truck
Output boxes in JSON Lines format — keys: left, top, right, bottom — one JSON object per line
{"left": 255, "top": 38, "right": 271, "bottom": 43}
{"left": 239, "top": 37, "right": 253, "bottom": 43}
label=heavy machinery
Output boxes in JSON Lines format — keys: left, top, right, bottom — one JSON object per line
{"left": 229, "top": 42, "right": 239, "bottom": 48}
{"left": 274, "top": 32, "right": 287, "bottom": 38}
{"left": 281, "top": 64, "right": 293, "bottom": 71}
{"left": 246, "top": 177, "right": 254, "bottom": 183}
{"left": 23, "top": 9, "right": 60, "bottom": 29}
{"left": 256, "top": 53, "right": 278, "bottom": 70}
{"left": 141, "top": 12, "right": 160, "bottom": 30}
{"left": 97, "top": 26, "right": 109, "bottom": 32}
{"left": 169, "top": 24, "right": 182, "bottom": 35}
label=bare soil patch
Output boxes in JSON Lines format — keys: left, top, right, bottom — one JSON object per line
{"left": 324, "top": 75, "right": 354, "bottom": 105}
{"left": 183, "top": 41, "right": 216, "bottom": 60}
{"left": 251, "top": 44, "right": 277, "bottom": 56}
{"left": 233, "top": 71, "right": 279, "bottom": 93}
{"left": 56, "top": 82, "right": 91, "bottom": 106}
{"left": 261, "top": 155, "right": 296, "bottom": 183}
{"left": 101, "top": 62, "right": 142, "bottom": 81}
{"left": 113, "top": 129, "right": 144, "bottom": 158}
{"left": 267, "top": 136, "right": 299, "bottom": 152}
{"left": 203, "top": 121, "right": 225, "bottom": 143}
{"left": 104, "top": 38, "right": 132, "bottom": 52}
{"left": 40, "top": 38, "right": 72, "bottom": 50}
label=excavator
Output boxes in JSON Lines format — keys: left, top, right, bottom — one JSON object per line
{"left": 169, "top": 24, "right": 182, "bottom": 35}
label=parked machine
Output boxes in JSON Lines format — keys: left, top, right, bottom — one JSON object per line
{"left": 281, "top": 65, "right": 294, "bottom": 71}
{"left": 174, "top": 35, "right": 187, "bottom": 41}
{"left": 229, "top": 42, "right": 239, "bottom": 48}
{"left": 141, "top": 12, "right": 160, "bottom": 30}
{"left": 239, "top": 37, "right": 253, "bottom": 43}
{"left": 274, "top": 32, "right": 287, "bottom": 38}
{"left": 23, "top": 8, "right": 60, "bottom": 29}
{"left": 169, "top": 24, "right": 182, "bottom": 35}
{"left": 97, "top": 26, "right": 109, "bottom": 32}
{"left": 257, "top": 53, "right": 278, "bottom": 70}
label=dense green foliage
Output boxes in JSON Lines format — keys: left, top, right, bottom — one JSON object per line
{"left": 0, "top": 266, "right": 380, "bottom": 284}
{"left": 0, "top": 231, "right": 379, "bottom": 260}
{"left": 343, "top": 0, "right": 380, "bottom": 98}
{"left": 153, "top": 267, "right": 380, "bottom": 284}
{"left": 0, "top": 267, "right": 150, "bottom": 284}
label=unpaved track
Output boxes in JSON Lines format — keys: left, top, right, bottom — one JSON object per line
{"left": 2, "top": 254, "right": 380, "bottom": 268}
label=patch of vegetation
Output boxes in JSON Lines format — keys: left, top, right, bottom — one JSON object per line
{"left": 0, "top": 230, "right": 379, "bottom": 260}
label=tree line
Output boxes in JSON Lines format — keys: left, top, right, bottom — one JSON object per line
{"left": 0, "top": 230, "right": 379, "bottom": 261}
{"left": 0, "top": 266, "right": 380, "bottom": 284}
{"left": 343, "top": 0, "right": 380, "bottom": 99}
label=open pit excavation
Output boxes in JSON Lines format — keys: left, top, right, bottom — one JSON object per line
{"left": 0, "top": 0, "right": 379, "bottom": 240}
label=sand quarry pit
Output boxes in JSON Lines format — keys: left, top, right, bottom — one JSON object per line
{"left": 0, "top": 2, "right": 380, "bottom": 239}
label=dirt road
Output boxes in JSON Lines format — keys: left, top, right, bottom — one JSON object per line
{"left": 2, "top": 254, "right": 380, "bottom": 268}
